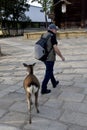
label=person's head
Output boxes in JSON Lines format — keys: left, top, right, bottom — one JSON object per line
{"left": 48, "top": 23, "right": 58, "bottom": 34}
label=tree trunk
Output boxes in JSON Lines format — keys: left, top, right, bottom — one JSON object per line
{"left": 45, "top": 12, "right": 48, "bottom": 29}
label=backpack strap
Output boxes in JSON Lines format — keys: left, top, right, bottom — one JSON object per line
{"left": 41, "top": 33, "right": 53, "bottom": 57}
{"left": 41, "top": 33, "right": 51, "bottom": 41}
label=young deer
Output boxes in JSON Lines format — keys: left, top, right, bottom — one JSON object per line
{"left": 23, "top": 63, "right": 40, "bottom": 124}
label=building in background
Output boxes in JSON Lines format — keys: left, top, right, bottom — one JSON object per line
{"left": 25, "top": 5, "right": 51, "bottom": 28}
{"left": 53, "top": 0, "right": 87, "bottom": 28}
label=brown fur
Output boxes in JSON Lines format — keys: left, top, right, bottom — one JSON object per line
{"left": 23, "top": 63, "right": 40, "bottom": 124}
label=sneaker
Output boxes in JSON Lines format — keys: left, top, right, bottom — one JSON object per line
{"left": 41, "top": 89, "right": 51, "bottom": 94}
{"left": 53, "top": 81, "right": 59, "bottom": 88}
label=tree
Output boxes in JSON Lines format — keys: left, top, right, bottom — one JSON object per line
{"left": 0, "top": 0, "right": 30, "bottom": 34}
{"left": 31, "top": 0, "right": 53, "bottom": 28}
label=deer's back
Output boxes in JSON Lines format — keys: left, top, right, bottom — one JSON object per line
{"left": 23, "top": 74, "right": 40, "bottom": 88}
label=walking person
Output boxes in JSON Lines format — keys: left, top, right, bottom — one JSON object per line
{"left": 41, "top": 23, "right": 65, "bottom": 94}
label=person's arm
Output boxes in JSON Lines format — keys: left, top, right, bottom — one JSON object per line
{"left": 53, "top": 44, "right": 65, "bottom": 61}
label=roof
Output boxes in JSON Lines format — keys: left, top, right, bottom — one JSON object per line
{"left": 25, "top": 5, "right": 51, "bottom": 22}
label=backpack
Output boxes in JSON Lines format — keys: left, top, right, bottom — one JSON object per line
{"left": 34, "top": 33, "right": 52, "bottom": 61}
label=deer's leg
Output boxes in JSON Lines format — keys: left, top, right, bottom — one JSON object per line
{"left": 35, "top": 91, "right": 39, "bottom": 113}
{"left": 27, "top": 93, "right": 32, "bottom": 124}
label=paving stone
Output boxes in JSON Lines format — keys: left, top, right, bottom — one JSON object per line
{"left": 0, "top": 125, "right": 20, "bottom": 130}
{"left": 63, "top": 102, "right": 87, "bottom": 114}
{"left": 0, "top": 78, "right": 4, "bottom": 83}
{"left": 74, "top": 83, "right": 87, "bottom": 88}
{"left": 0, "top": 111, "right": 26, "bottom": 127}
{"left": 60, "top": 110, "right": 87, "bottom": 127}
{"left": 24, "top": 117, "right": 67, "bottom": 130}
{"left": 0, "top": 36, "right": 87, "bottom": 130}
{"left": 0, "top": 109, "right": 7, "bottom": 118}
{"left": 47, "top": 121, "right": 68, "bottom": 130}
{"left": 61, "top": 86, "right": 84, "bottom": 94}
{"left": 0, "top": 66, "right": 15, "bottom": 71}
{"left": 71, "top": 62, "right": 87, "bottom": 68}
{"left": 9, "top": 102, "right": 27, "bottom": 113}
{"left": 0, "top": 99, "right": 14, "bottom": 109}
{"left": 58, "top": 74, "right": 75, "bottom": 81}
{"left": 36, "top": 105, "right": 62, "bottom": 120}
{"left": 0, "top": 84, "right": 10, "bottom": 91}
{"left": 58, "top": 91, "right": 84, "bottom": 102}
{"left": 44, "top": 98, "right": 63, "bottom": 109}
{"left": 2, "top": 77, "right": 19, "bottom": 85}
{"left": 75, "top": 68, "right": 87, "bottom": 74}
{"left": 59, "top": 80, "right": 73, "bottom": 86}
{"left": 69, "top": 125, "right": 87, "bottom": 130}
{"left": 16, "top": 87, "right": 25, "bottom": 94}
{"left": 24, "top": 117, "right": 50, "bottom": 130}
{"left": 83, "top": 88, "right": 87, "bottom": 95}
{"left": 0, "top": 90, "right": 9, "bottom": 98}
{"left": 0, "top": 85, "right": 22, "bottom": 98}
{"left": 2, "top": 92, "right": 25, "bottom": 102}
{"left": 73, "top": 77, "right": 87, "bottom": 83}
{"left": 63, "top": 69, "right": 76, "bottom": 74}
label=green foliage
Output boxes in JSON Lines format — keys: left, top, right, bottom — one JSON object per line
{"left": 31, "top": 0, "right": 53, "bottom": 28}
{"left": 0, "top": 0, "right": 30, "bottom": 30}
{"left": 0, "top": 0, "right": 30, "bottom": 21}
{"left": 31, "top": 0, "right": 52, "bottom": 13}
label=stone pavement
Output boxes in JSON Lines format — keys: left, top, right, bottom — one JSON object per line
{"left": 0, "top": 36, "right": 87, "bottom": 130}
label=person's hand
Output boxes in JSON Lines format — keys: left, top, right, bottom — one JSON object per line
{"left": 62, "top": 56, "right": 65, "bottom": 61}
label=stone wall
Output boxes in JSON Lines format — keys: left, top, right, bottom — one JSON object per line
{"left": 24, "top": 30, "right": 87, "bottom": 40}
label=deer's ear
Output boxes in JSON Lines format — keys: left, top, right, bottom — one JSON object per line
{"left": 23, "top": 63, "right": 28, "bottom": 67}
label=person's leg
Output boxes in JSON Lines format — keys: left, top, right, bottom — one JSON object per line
{"left": 50, "top": 62, "right": 59, "bottom": 88}
{"left": 51, "top": 74, "right": 59, "bottom": 88}
{"left": 50, "top": 73, "right": 56, "bottom": 85}
{"left": 41, "top": 61, "right": 54, "bottom": 94}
